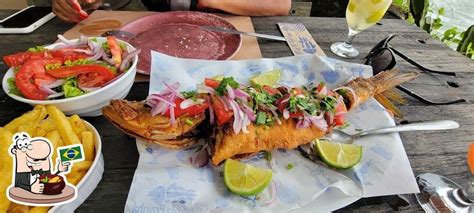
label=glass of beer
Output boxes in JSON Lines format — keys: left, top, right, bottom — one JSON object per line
{"left": 330, "top": 0, "right": 392, "bottom": 58}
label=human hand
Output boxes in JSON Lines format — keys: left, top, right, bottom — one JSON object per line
{"left": 57, "top": 158, "right": 71, "bottom": 173}
{"left": 31, "top": 178, "right": 44, "bottom": 194}
{"left": 52, "top": 0, "right": 99, "bottom": 22}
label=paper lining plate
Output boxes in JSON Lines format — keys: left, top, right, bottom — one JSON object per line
{"left": 49, "top": 121, "right": 104, "bottom": 212}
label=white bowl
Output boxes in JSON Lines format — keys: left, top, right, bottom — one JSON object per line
{"left": 50, "top": 121, "right": 104, "bottom": 212}
{"left": 2, "top": 37, "right": 137, "bottom": 117}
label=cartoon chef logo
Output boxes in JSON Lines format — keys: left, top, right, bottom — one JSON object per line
{"left": 7, "top": 132, "right": 83, "bottom": 206}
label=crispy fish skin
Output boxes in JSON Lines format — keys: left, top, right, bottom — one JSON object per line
{"left": 212, "top": 119, "right": 325, "bottom": 165}
{"left": 102, "top": 100, "right": 205, "bottom": 148}
{"left": 211, "top": 69, "right": 419, "bottom": 165}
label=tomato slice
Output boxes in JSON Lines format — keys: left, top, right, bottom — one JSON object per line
{"left": 210, "top": 96, "right": 233, "bottom": 125}
{"left": 204, "top": 78, "right": 220, "bottom": 89}
{"left": 78, "top": 72, "right": 109, "bottom": 88}
{"left": 107, "top": 36, "right": 122, "bottom": 68}
{"left": 3, "top": 51, "right": 48, "bottom": 67}
{"left": 262, "top": 85, "right": 279, "bottom": 95}
{"left": 164, "top": 98, "right": 209, "bottom": 117}
{"left": 46, "top": 64, "right": 116, "bottom": 85}
{"left": 334, "top": 100, "right": 348, "bottom": 126}
{"left": 50, "top": 48, "right": 89, "bottom": 62}
{"left": 15, "top": 58, "right": 62, "bottom": 100}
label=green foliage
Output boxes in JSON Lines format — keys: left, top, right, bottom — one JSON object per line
{"left": 457, "top": 25, "right": 474, "bottom": 59}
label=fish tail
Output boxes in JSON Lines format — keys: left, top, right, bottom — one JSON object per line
{"left": 371, "top": 69, "right": 420, "bottom": 94}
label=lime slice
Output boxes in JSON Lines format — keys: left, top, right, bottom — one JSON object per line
{"left": 224, "top": 159, "right": 273, "bottom": 196}
{"left": 212, "top": 75, "right": 225, "bottom": 81}
{"left": 250, "top": 69, "right": 281, "bottom": 87}
{"left": 314, "top": 139, "right": 362, "bottom": 169}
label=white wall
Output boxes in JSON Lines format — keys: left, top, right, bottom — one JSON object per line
{"left": 0, "top": 0, "right": 28, "bottom": 9}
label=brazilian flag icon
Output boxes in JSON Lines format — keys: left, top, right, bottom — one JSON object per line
{"left": 59, "top": 145, "right": 84, "bottom": 162}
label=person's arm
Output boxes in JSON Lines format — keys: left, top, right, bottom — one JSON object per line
{"left": 198, "top": 0, "right": 291, "bottom": 16}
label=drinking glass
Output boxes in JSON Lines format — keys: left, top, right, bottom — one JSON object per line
{"left": 331, "top": 0, "right": 392, "bottom": 58}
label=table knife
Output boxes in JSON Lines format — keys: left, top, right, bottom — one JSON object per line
{"left": 201, "top": 26, "right": 286, "bottom": 41}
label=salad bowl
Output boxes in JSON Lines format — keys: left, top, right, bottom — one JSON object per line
{"left": 2, "top": 36, "right": 138, "bottom": 116}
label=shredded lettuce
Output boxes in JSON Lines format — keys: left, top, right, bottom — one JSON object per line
{"left": 63, "top": 78, "right": 85, "bottom": 98}
{"left": 28, "top": 46, "right": 46, "bottom": 52}
{"left": 7, "top": 78, "right": 22, "bottom": 96}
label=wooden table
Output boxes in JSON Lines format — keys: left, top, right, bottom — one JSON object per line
{"left": 1, "top": 11, "right": 473, "bottom": 212}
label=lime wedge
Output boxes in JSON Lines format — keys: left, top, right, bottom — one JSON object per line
{"left": 224, "top": 159, "right": 273, "bottom": 196}
{"left": 250, "top": 70, "right": 281, "bottom": 87}
{"left": 314, "top": 139, "right": 362, "bottom": 169}
{"left": 212, "top": 75, "right": 225, "bottom": 81}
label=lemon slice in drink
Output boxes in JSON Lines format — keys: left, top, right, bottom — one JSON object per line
{"left": 250, "top": 69, "right": 281, "bottom": 87}
{"left": 314, "top": 139, "right": 362, "bottom": 169}
{"left": 224, "top": 159, "right": 273, "bottom": 196}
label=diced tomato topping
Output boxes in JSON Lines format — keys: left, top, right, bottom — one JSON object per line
{"left": 164, "top": 98, "right": 209, "bottom": 117}
{"left": 334, "top": 100, "right": 348, "bottom": 126}
{"left": 262, "top": 85, "right": 279, "bottom": 95}
{"left": 204, "top": 78, "right": 220, "bottom": 89}
{"left": 210, "top": 96, "right": 233, "bottom": 125}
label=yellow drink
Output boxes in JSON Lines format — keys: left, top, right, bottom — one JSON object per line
{"left": 346, "top": 0, "right": 392, "bottom": 32}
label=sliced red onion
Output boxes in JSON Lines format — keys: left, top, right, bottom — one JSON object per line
{"left": 333, "top": 86, "right": 358, "bottom": 106}
{"left": 169, "top": 106, "right": 176, "bottom": 125}
{"left": 241, "top": 104, "right": 256, "bottom": 122}
{"left": 241, "top": 114, "right": 250, "bottom": 134}
{"left": 72, "top": 49, "right": 94, "bottom": 55}
{"left": 217, "top": 96, "right": 229, "bottom": 111}
{"left": 265, "top": 180, "right": 277, "bottom": 206}
{"left": 206, "top": 97, "right": 215, "bottom": 125}
{"left": 87, "top": 46, "right": 104, "bottom": 61}
{"left": 101, "top": 51, "right": 115, "bottom": 65}
{"left": 180, "top": 98, "right": 204, "bottom": 109}
{"left": 148, "top": 94, "right": 176, "bottom": 106}
{"left": 283, "top": 108, "right": 290, "bottom": 119}
{"left": 226, "top": 84, "right": 235, "bottom": 99}
{"left": 47, "top": 92, "right": 65, "bottom": 99}
{"left": 39, "top": 85, "right": 57, "bottom": 95}
{"left": 57, "top": 34, "right": 77, "bottom": 46}
{"left": 270, "top": 109, "right": 281, "bottom": 125}
{"left": 234, "top": 88, "right": 250, "bottom": 99}
{"left": 197, "top": 85, "right": 215, "bottom": 94}
{"left": 87, "top": 40, "right": 95, "bottom": 51}
{"left": 335, "top": 95, "right": 347, "bottom": 116}
{"left": 296, "top": 118, "right": 309, "bottom": 129}
{"left": 119, "top": 49, "right": 141, "bottom": 72}
{"left": 305, "top": 112, "right": 328, "bottom": 131}
{"left": 228, "top": 99, "right": 244, "bottom": 134}
{"left": 44, "top": 79, "right": 65, "bottom": 89}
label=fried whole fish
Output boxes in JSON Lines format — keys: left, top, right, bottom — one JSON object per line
{"left": 211, "top": 69, "right": 419, "bottom": 165}
{"left": 102, "top": 100, "right": 205, "bottom": 149}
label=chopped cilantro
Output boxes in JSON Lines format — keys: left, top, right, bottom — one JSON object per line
{"left": 182, "top": 90, "right": 197, "bottom": 101}
{"left": 264, "top": 151, "right": 272, "bottom": 161}
{"left": 185, "top": 119, "right": 194, "bottom": 125}
{"left": 7, "top": 78, "right": 22, "bottom": 96}
{"left": 90, "top": 38, "right": 98, "bottom": 43}
{"left": 28, "top": 46, "right": 46, "bottom": 52}
{"left": 215, "top": 77, "right": 239, "bottom": 96}
{"left": 286, "top": 163, "right": 294, "bottom": 170}
{"left": 320, "top": 96, "right": 337, "bottom": 112}
{"left": 355, "top": 128, "right": 363, "bottom": 132}
{"left": 12, "top": 67, "right": 20, "bottom": 74}
{"left": 256, "top": 111, "right": 267, "bottom": 125}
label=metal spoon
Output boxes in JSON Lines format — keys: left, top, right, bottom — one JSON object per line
{"left": 324, "top": 120, "right": 459, "bottom": 144}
